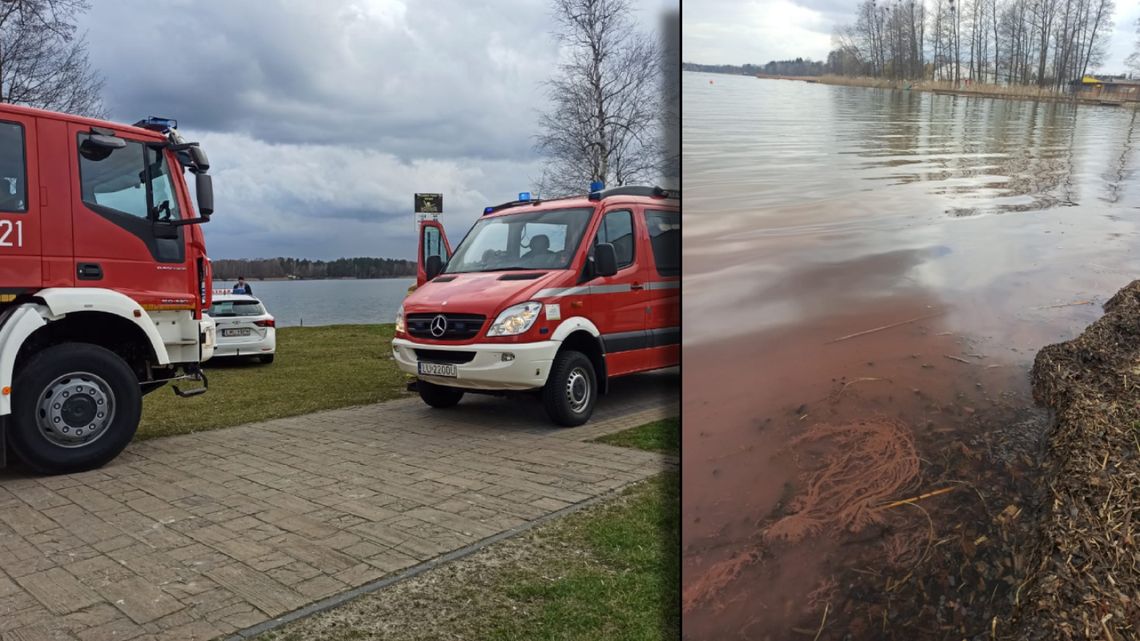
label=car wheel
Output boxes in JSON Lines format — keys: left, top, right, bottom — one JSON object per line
{"left": 542, "top": 349, "right": 596, "bottom": 427}
{"left": 9, "top": 343, "right": 141, "bottom": 474}
{"left": 259, "top": 354, "right": 275, "bottom": 364}
{"left": 418, "top": 380, "right": 464, "bottom": 408}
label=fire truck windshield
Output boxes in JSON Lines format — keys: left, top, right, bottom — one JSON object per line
{"left": 445, "top": 207, "right": 593, "bottom": 273}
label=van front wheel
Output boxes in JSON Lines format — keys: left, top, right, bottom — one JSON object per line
{"left": 418, "top": 380, "right": 464, "bottom": 408}
{"left": 543, "top": 350, "right": 596, "bottom": 427}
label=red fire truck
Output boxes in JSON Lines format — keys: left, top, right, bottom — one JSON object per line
{"left": 393, "top": 186, "right": 679, "bottom": 426}
{"left": 0, "top": 104, "right": 216, "bottom": 474}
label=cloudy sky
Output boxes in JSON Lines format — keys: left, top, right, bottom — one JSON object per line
{"left": 684, "top": 0, "right": 1140, "bottom": 72}
{"left": 83, "top": 0, "right": 675, "bottom": 261}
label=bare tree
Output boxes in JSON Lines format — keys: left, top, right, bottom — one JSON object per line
{"left": 536, "top": 0, "right": 662, "bottom": 196}
{"left": 1124, "top": 17, "right": 1140, "bottom": 75}
{"left": 0, "top": 0, "right": 104, "bottom": 117}
{"left": 826, "top": 0, "right": 1114, "bottom": 89}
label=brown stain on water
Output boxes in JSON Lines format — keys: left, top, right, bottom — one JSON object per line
{"left": 684, "top": 298, "right": 1029, "bottom": 638}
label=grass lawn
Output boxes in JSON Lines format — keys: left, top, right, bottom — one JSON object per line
{"left": 139, "top": 324, "right": 409, "bottom": 439}
{"left": 594, "top": 417, "right": 680, "bottom": 454}
{"left": 257, "top": 417, "right": 680, "bottom": 641}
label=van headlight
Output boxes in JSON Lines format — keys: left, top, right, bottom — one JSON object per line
{"left": 395, "top": 306, "right": 405, "bottom": 334}
{"left": 486, "top": 302, "right": 542, "bottom": 337}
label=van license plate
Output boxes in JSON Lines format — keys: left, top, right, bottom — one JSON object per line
{"left": 419, "top": 362, "right": 457, "bottom": 378}
{"left": 222, "top": 328, "right": 251, "bottom": 337}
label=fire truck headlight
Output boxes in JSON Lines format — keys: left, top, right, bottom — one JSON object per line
{"left": 487, "top": 302, "right": 542, "bottom": 337}
{"left": 395, "top": 306, "right": 406, "bottom": 334}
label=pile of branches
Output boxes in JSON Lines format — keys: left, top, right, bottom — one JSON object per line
{"left": 1014, "top": 280, "right": 1140, "bottom": 639}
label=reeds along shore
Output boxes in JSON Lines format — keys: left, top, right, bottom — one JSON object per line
{"left": 756, "top": 74, "right": 1138, "bottom": 104}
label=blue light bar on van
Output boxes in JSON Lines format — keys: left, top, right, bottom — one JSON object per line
{"left": 133, "top": 117, "right": 178, "bottom": 132}
{"left": 484, "top": 207, "right": 494, "bottom": 215}
{"left": 589, "top": 180, "right": 605, "bottom": 192}
{"left": 518, "top": 192, "right": 531, "bottom": 202}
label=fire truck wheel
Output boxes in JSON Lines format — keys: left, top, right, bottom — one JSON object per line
{"left": 543, "top": 350, "right": 596, "bottom": 427}
{"left": 10, "top": 343, "right": 141, "bottom": 475}
{"left": 418, "top": 380, "right": 464, "bottom": 408}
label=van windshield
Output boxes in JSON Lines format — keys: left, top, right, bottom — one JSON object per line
{"left": 445, "top": 207, "right": 594, "bottom": 273}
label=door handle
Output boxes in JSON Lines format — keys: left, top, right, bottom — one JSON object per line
{"left": 77, "top": 263, "right": 103, "bottom": 280}
{"left": 630, "top": 282, "right": 644, "bottom": 291}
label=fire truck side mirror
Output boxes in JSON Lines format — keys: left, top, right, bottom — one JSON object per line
{"left": 188, "top": 146, "right": 210, "bottom": 172}
{"left": 425, "top": 255, "right": 444, "bottom": 281}
{"left": 594, "top": 243, "right": 618, "bottom": 278}
{"left": 195, "top": 173, "right": 214, "bottom": 217}
{"left": 88, "top": 134, "right": 126, "bottom": 150}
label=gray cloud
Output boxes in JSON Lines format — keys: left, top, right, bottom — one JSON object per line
{"left": 77, "top": 0, "right": 674, "bottom": 259}
{"left": 87, "top": 0, "right": 558, "bottom": 161}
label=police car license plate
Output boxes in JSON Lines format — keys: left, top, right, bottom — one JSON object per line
{"left": 418, "top": 362, "right": 457, "bottom": 378}
{"left": 222, "top": 328, "right": 251, "bottom": 337}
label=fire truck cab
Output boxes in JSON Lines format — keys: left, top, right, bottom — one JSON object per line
{"left": 0, "top": 104, "right": 216, "bottom": 474}
{"left": 393, "top": 185, "right": 679, "bottom": 426}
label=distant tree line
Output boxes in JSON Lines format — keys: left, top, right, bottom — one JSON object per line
{"left": 682, "top": 62, "right": 766, "bottom": 75}
{"left": 689, "top": 0, "right": 1130, "bottom": 90}
{"left": 213, "top": 257, "right": 415, "bottom": 281}
{"left": 831, "top": 0, "right": 1117, "bottom": 89}
{"left": 760, "top": 58, "right": 828, "bottom": 76}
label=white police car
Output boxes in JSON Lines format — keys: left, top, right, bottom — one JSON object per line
{"left": 207, "top": 289, "right": 276, "bottom": 363}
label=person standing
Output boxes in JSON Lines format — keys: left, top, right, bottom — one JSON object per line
{"left": 232, "top": 276, "right": 253, "bottom": 295}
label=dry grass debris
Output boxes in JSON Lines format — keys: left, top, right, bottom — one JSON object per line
{"left": 1012, "top": 279, "right": 1140, "bottom": 640}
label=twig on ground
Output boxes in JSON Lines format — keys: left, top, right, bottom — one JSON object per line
{"left": 826, "top": 312, "right": 944, "bottom": 344}
{"left": 879, "top": 486, "right": 955, "bottom": 510}
{"left": 834, "top": 377, "right": 886, "bottom": 399}
{"left": 944, "top": 354, "right": 972, "bottom": 364}
{"left": 1035, "top": 300, "right": 1093, "bottom": 310}
{"left": 812, "top": 602, "right": 830, "bottom": 641}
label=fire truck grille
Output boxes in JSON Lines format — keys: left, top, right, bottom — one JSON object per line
{"left": 406, "top": 313, "right": 486, "bottom": 340}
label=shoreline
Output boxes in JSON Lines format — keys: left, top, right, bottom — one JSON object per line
{"left": 755, "top": 73, "right": 1139, "bottom": 106}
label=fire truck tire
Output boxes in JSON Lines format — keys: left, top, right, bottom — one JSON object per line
{"left": 418, "top": 380, "right": 464, "bottom": 408}
{"left": 543, "top": 350, "right": 596, "bottom": 427}
{"left": 9, "top": 343, "right": 141, "bottom": 475}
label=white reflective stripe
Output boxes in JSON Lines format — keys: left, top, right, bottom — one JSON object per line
{"left": 535, "top": 284, "right": 629, "bottom": 297}
{"left": 535, "top": 281, "right": 677, "bottom": 298}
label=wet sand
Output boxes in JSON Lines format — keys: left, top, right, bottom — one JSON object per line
{"left": 682, "top": 72, "right": 1140, "bottom": 639}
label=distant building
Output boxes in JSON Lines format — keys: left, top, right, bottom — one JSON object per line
{"left": 1068, "top": 75, "right": 1140, "bottom": 101}
{"left": 931, "top": 63, "right": 999, "bottom": 84}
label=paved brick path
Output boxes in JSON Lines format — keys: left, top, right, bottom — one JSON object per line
{"left": 0, "top": 372, "right": 677, "bottom": 641}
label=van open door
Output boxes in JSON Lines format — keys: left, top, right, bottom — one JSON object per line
{"left": 417, "top": 219, "right": 451, "bottom": 287}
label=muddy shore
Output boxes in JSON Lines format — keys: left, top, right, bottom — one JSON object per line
{"left": 680, "top": 288, "right": 1051, "bottom": 639}
{"left": 683, "top": 281, "right": 1140, "bottom": 640}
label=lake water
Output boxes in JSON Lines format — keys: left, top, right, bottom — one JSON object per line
{"left": 215, "top": 278, "right": 414, "bottom": 327}
{"left": 683, "top": 71, "right": 1140, "bottom": 638}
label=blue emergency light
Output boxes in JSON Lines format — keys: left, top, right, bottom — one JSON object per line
{"left": 518, "top": 192, "right": 531, "bottom": 201}
{"left": 484, "top": 207, "right": 494, "bottom": 215}
{"left": 589, "top": 180, "right": 605, "bottom": 193}
{"left": 135, "top": 117, "right": 178, "bottom": 132}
